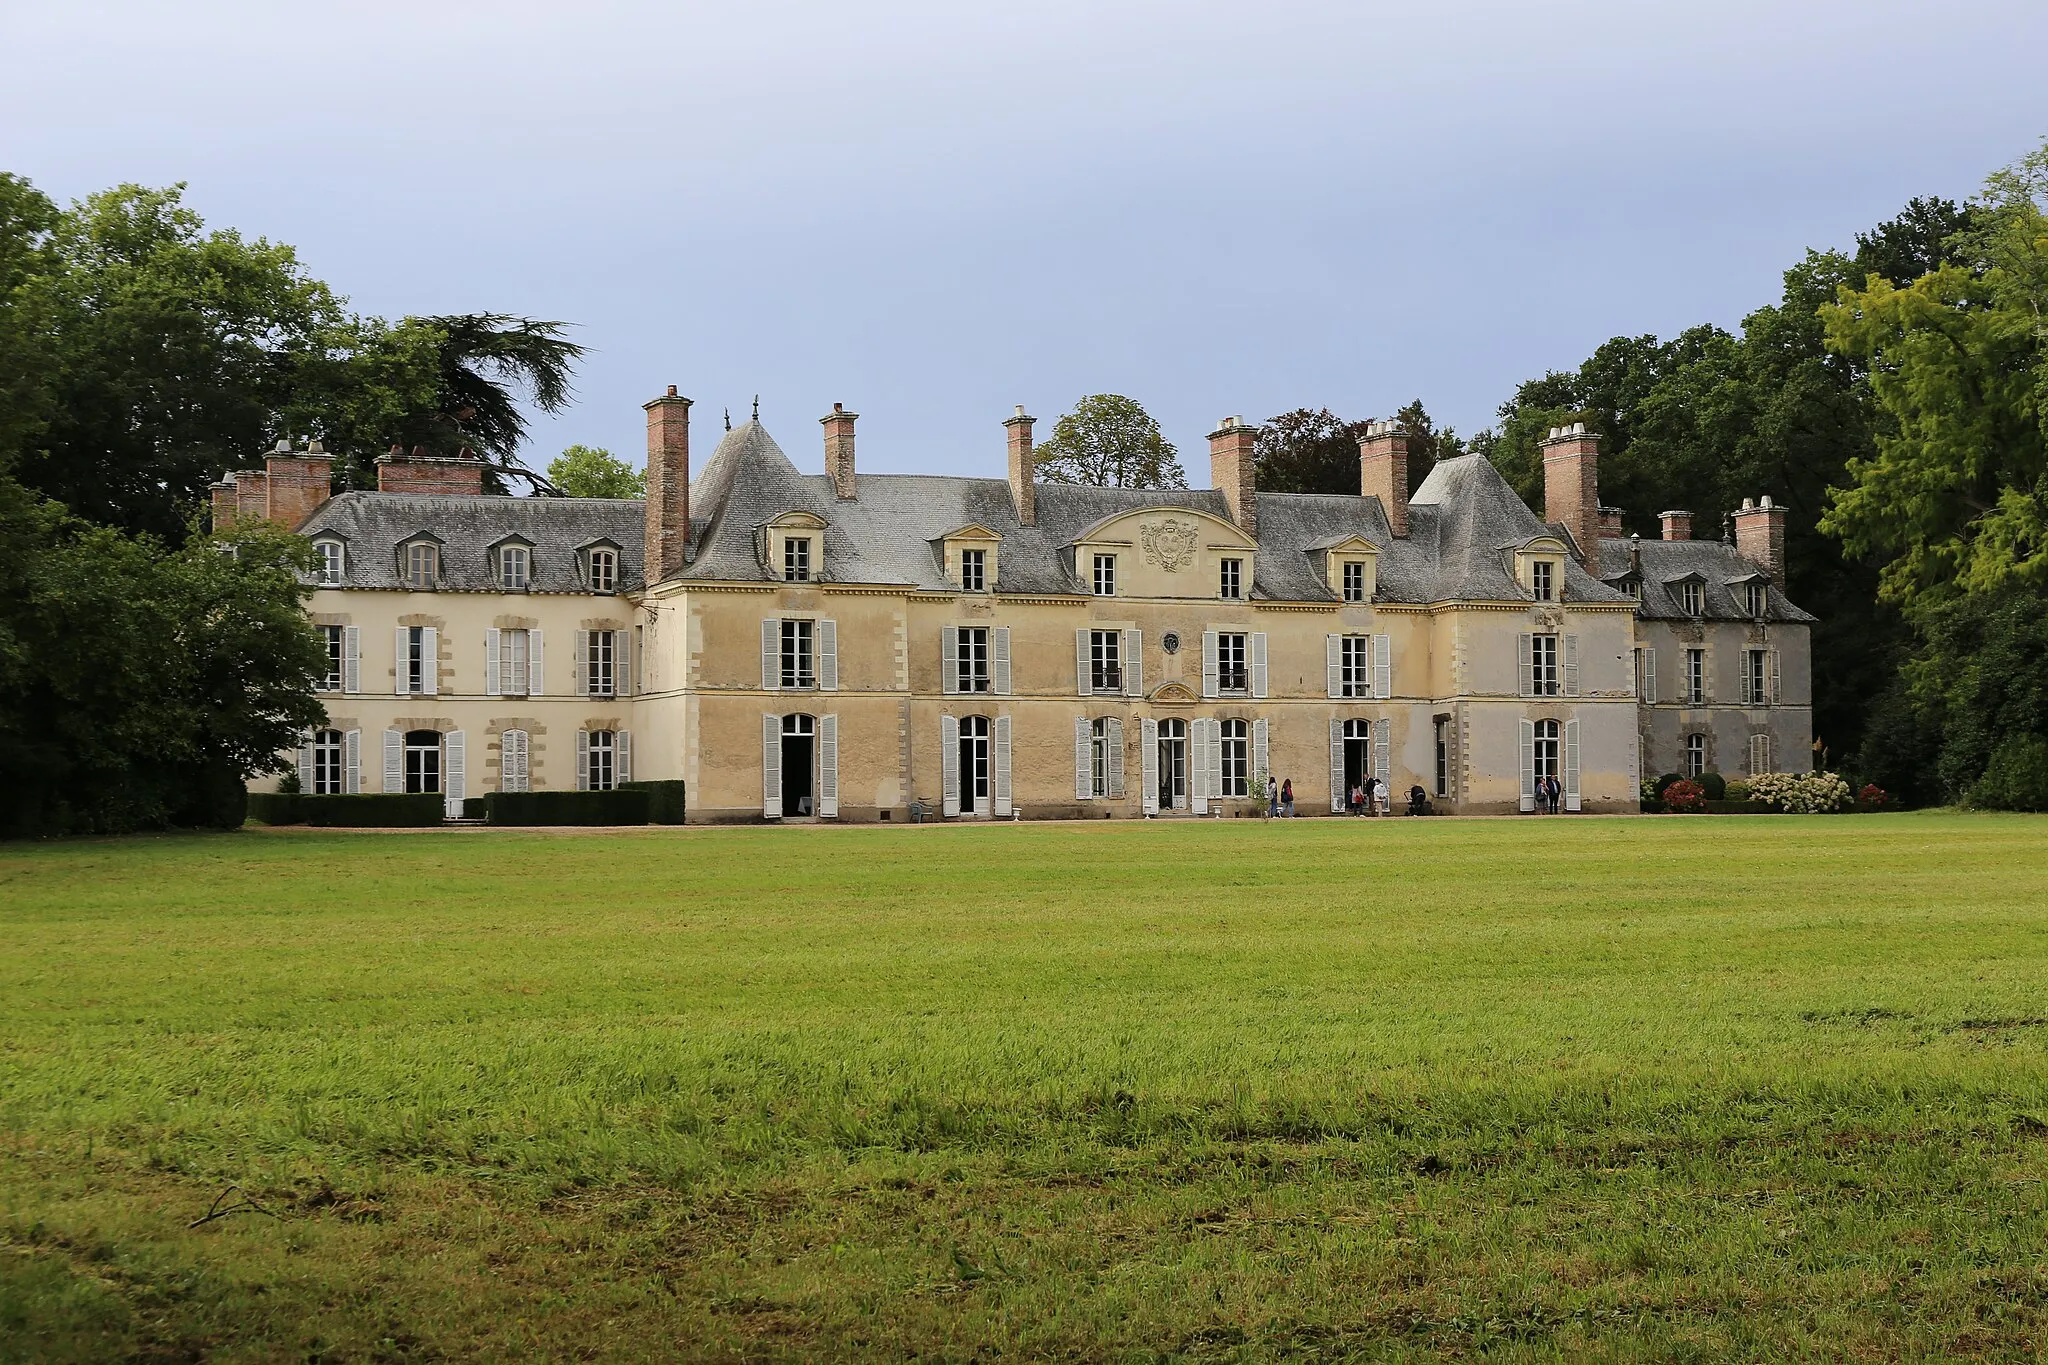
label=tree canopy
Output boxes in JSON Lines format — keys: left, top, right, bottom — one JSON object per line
{"left": 547, "top": 444, "right": 644, "bottom": 498}
{"left": 1033, "top": 394, "right": 1187, "bottom": 489}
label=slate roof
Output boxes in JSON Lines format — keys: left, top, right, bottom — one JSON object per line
{"left": 294, "top": 420, "right": 1806, "bottom": 618}
{"left": 1592, "top": 536, "right": 1817, "bottom": 623}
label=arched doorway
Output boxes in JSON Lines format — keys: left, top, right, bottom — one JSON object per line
{"left": 1156, "top": 718, "right": 1187, "bottom": 811}
{"left": 1343, "top": 719, "right": 1370, "bottom": 802}
{"left": 782, "top": 714, "right": 815, "bottom": 816}
{"left": 1533, "top": 719, "right": 1560, "bottom": 787}
{"left": 956, "top": 715, "right": 990, "bottom": 815}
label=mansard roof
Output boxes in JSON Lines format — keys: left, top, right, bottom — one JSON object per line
{"left": 1592, "top": 536, "right": 1817, "bottom": 623}
{"left": 301, "top": 493, "right": 644, "bottom": 592}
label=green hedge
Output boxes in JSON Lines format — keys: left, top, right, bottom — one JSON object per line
{"left": 461, "top": 797, "right": 487, "bottom": 820}
{"left": 247, "top": 793, "right": 445, "bottom": 827}
{"left": 1703, "top": 800, "right": 1776, "bottom": 814}
{"left": 619, "top": 780, "right": 686, "bottom": 825}
{"left": 484, "top": 790, "right": 651, "bottom": 826}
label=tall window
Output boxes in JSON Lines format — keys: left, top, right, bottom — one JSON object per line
{"left": 500, "top": 729, "right": 530, "bottom": 793}
{"left": 957, "top": 715, "right": 991, "bottom": 814}
{"left": 405, "top": 542, "right": 438, "bottom": 591}
{"left": 588, "top": 548, "right": 617, "bottom": 593}
{"left": 498, "top": 544, "right": 530, "bottom": 590}
{"left": 784, "top": 536, "right": 812, "bottom": 582}
{"left": 499, "top": 628, "right": 531, "bottom": 695}
{"left": 1092, "top": 554, "right": 1117, "bottom": 596}
{"left": 404, "top": 730, "right": 441, "bottom": 793}
{"left": 1531, "top": 634, "right": 1560, "bottom": 697}
{"left": 588, "top": 630, "right": 618, "bottom": 697}
{"left": 1216, "top": 633, "right": 1248, "bottom": 692}
{"left": 1341, "top": 635, "right": 1372, "bottom": 698}
{"left": 586, "top": 730, "right": 616, "bottom": 791}
{"left": 312, "top": 729, "right": 344, "bottom": 795}
{"left": 404, "top": 626, "right": 429, "bottom": 694}
{"left": 1220, "top": 719, "right": 1249, "bottom": 797}
{"left": 1089, "top": 717, "right": 1112, "bottom": 798}
{"left": 1219, "top": 558, "right": 1243, "bottom": 600}
{"left": 1679, "top": 580, "right": 1704, "bottom": 615}
{"left": 319, "top": 626, "right": 344, "bottom": 692}
{"left": 960, "top": 548, "right": 986, "bottom": 592}
{"left": 956, "top": 626, "right": 990, "bottom": 693}
{"left": 1685, "top": 648, "right": 1705, "bottom": 705}
{"left": 779, "top": 620, "right": 813, "bottom": 689}
{"left": 1434, "top": 716, "right": 1450, "bottom": 798}
{"left": 1746, "top": 582, "right": 1768, "bottom": 617}
{"left": 315, "top": 540, "right": 344, "bottom": 585}
{"left": 1533, "top": 719, "right": 1560, "bottom": 784}
{"left": 1531, "top": 560, "right": 1555, "bottom": 601}
{"left": 1342, "top": 561, "right": 1366, "bottom": 603}
{"left": 1744, "top": 649, "right": 1767, "bottom": 706}
{"left": 1089, "top": 630, "right": 1123, "bottom": 692}
{"left": 1685, "top": 733, "right": 1707, "bottom": 778}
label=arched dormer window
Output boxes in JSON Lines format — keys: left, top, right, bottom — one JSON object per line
{"left": 313, "top": 537, "right": 346, "bottom": 585}
{"left": 397, "top": 534, "right": 443, "bottom": 591}
{"left": 490, "top": 535, "right": 534, "bottom": 591}
{"left": 1312, "top": 534, "right": 1379, "bottom": 602}
{"left": 1667, "top": 573, "right": 1707, "bottom": 617}
{"left": 1514, "top": 538, "right": 1569, "bottom": 601}
{"left": 760, "top": 511, "right": 830, "bottom": 583}
{"left": 579, "top": 540, "right": 622, "bottom": 594}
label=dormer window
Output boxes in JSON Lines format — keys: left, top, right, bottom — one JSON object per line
{"left": 1219, "top": 557, "right": 1243, "bottom": 600}
{"left": 1342, "top": 561, "right": 1365, "bottom": 602}
{"left": 1531, "top": 560, "right": 1555, "bottom": 601}
{"left": 1745, "top": 582, "right": 1767, "bottom": 617}
{"left": 784, "top": 536, "right": 812, "bottom": 582}
{"left": 588, "top": 548, "right": 617, "bottom": 594}
{"left": 960, "top": 548, "right": 987, "bottom": 592}
{"left": 939, "top": 525, "right": 1001, "bottom": 593}
{"left": 1093, "top": 554, "right": 1117, "bottom": 596}
{"left": 404, "top": 542, "right": 438, "bottom": 591}
{"left": 1679, "top": 580, "right": 1705, "bottom": 615}
{"left": 1514, "top": 541, "right": 1567, "bottom": 601}
{"left": 314, "top": 539, "right": 344, "bottom": 585}
{"left": 497, "top": 544, "right": 530, "bottom": 591}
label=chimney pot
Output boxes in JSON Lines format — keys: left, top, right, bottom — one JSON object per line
{"left": 1659, "top": 510, "right": 1693, "bottom": 541}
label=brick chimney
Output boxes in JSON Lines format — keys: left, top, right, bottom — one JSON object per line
{"left": 1597, "top": 506, "right": 1625, "bottom": 538}
{"left": 376, "top": 445, "right": 486, "bottom": 496}
{"left": 264, "top": 439, "right": 335, "bottom": 530}
{"left": 1208, "top": 415, "right": 1257, "bottom": 536}
{"left": 1734, "top": 495, "right": 1787, "bottom": 582}
{"left": 1005, "top": 406, "right": 1036, "bottom": 526}
{"left": 644, "top": 385, "right": 693, "bottom": 584}
{"left": 1541, "top": 422, "right": 1601, "bottom": 558}
{"left": 1357, "top": 419, "right": 1409, "bottom": 538}
{"left": 210, "top": 475, "right": 241, "bottom": 532}
{"left": 822, "top": 402, "right": 858, "bottom": 500}
{"left": 1659, "top": 509, "right": 1693, "bottom": 542}
{"left": 233, "top": 467, "right": 270, "bottom": 523}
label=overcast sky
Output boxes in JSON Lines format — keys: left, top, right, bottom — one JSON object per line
{"left": 4, "top": 1, "right": 2044, "bottom": 482}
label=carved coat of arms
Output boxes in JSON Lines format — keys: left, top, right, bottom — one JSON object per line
{"left": 1140, "top": 518, "right": 1198, "bottom": 572}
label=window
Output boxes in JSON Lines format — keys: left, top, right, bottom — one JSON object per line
{"left": 498, "top": 544, "right": 530, "bottom": 590}
{"left": 318, "top": 626, "right": 344, "bottom": 691}
{"left": 500, "top": 729, "right": 530, "bottom": 793}
{"left": 1093, "top": 554, "right": 1117, "bottom": 596}
{"left": 404, "top": 626, "right": 429, "bottom": 694}
{"left": 1089, "top": 630, "right": 1122, "bottom": 693}
{"left": 404, "top": 729, "right": 441, "bottom": 793}
{"left": 1685, "top": 648, "right": 1705, "bottom": 705}
{"left": 1434, "top": 716, "right": 1450, "bottom": 798}
{"left": 957, "top": 714, "right": 991, "bottom": 814}
{"left": 955, "top": 626, "right": 991, "bottom": 693}
{"left": 1217, "top": 632, "right": 1248, "bottom": 692}
{"left": 1089, "top": 718, "right": 1112, "bottom": 798}
{"left": 1219, "top": 558, "right": 1243, "bottom": 600}
{"left": 586, "top": 730, "right": 617, "bottom": 791}
{"left": 588, "top": 548, "right": 617, "bottom": 593}
{"left": 769, "top": 619, "right": 807, "bottom": 690}
{"left": 784, "top": 536, "right": 812, "bottom": 582}
{"left": 1749, "top": 733, "right": 1772, "bottom": 776}
{"left": 1746, "top": 582, "right": 1768, "bottom": 617}
{"left": 588, "top": 629, "right": 618, "bottom": 697}
{"left": 312, "top": 729, "right": 344, "bottom": 795}
{"left": 1531, "top": 560, "right": 1555, "bottom": 602}
{"left": 405, "top": 542, "right": 438, "bottom": 590}
{"left": 1340, "top": 635, "right": 1372, "bottom": 698}
{"left": 1744, "top": 648, "right": 1767, "bottom": 706}
{"left": 498, "top": 628, "right": 531, "bottom": 695}
{"left": 315, "top": 540, "right": 344, "bottom": 585}
{"left": 1679, "top": 580, "right": 1704, "bottom": 616}
{"left": 960, "top": 548, "right": 986, "bottom": 592}
{"left": 1531, "top": 634, "right": 1560, "bottom": 697}
{"left": 1533, "top": 719, "right": 1560, "bottom": 785}
{"left": 1220, "top": 719, "right": 1249, "bottom": 797}
{"left": 1685, "top": 733, "right": 1707, "bottom": 778}
{"left": 1342, "top": 560, "right": 1366, "bottom": 603}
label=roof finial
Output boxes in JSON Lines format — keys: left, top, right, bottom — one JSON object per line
{"left": 752, "top": 394, "right": 759, "bottom": 422}
{"left": 723, "top": 407, "right": 731, "bottom": 432}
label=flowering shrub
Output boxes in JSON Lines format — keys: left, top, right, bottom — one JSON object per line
{"left": 1725, "top": 779, "right": 1752, "bottom": 802}
{"left": 1749, "top": 771, "right": 1854, "bottom": 814}
{"left": 1662, "top": 779, "right": 1706, "bottom": 813}
{"left": 1858, "top": 783, "right": 1889, "bottom": 810}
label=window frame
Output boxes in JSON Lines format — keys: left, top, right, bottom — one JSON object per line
{"left": 1684, "top": 733, "right": 1707, "bottom": 778}
{"left": 588, "top": 629, "right": 618, "bottom": 698}
{"left": 784, "top": 536, "right": 812, "bottom": 582}
{"left": 956, "top": 625, "right": 991, "bottom": 694}
{"left": 499, "top": 627, "right": 531, "bottom": 696}
{"left": 1532, "top": 718, "right": 1561, "bottom": 784}
{"left": 318, "top": 625, "right": 344, "bottom": 692}
{"left": 1216, "top": 632, "right": 1249, "bottom": 694}
{"left": 1219, "top": 557, "right": 1243, "bottom": 600}
{"left": 1220, "top": 718, "right": 1250, "bottom": 797}
{"left": 1745, "top": 582, "right": 1767, "bottom": 617}
{"left": 1092, "top": 553, "right": 1117, "bottom": 597}
{"left": 1342, "top": 560, "right": 1366, "bottom": 603}
{"left": 959, "top": 547, "right": 987, "bottom": 592}
{"left": 587, "top": 547, "right": 618, "bottom": 594}
{"left": 1531, "top": 559, "right": 1555, "bottom": 602}
{"left": 405, "top": 625, "right": 429, "bottom": 695}
{"left": 1340, "top": 634, "right": 1372, "bottom": 698}
{"left": 778, "top": 619, "right": 814, "bottom": 690}
{"left": 1685, "top": 647, "right": 1705, "bottom": 705}
{"left": 404, "top": 541, "right": 438, "bottom": 591}
{"left": 1679, "top": 579, "right": 1705, "bottom": 616}
{"left": 1089, "top": 717, "right": 1111, "bottom": 798}
{"left": 586, "top": 729, "right": 617, "bottom": 791}
{"left": 1433, "top": 716, "right": 1450, "bottom": 799}
{"left": 1089, "top": 629, "right": 1122, "bottom": 694}
{"left": 314, "top": 539, "right": 344, "bottom": 585}
{"left": 1531, "top": 633, "right": 1561, "bottom": 697}
{"left": 1745, "top": 648, "right": 1767, "bottom": 706}
{"left": 312, "top": 728, "right": 345, "bottom": 795}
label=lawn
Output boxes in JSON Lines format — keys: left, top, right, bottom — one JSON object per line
{"left": 3, "top": 812, "right": 2048, "bottom": 1362}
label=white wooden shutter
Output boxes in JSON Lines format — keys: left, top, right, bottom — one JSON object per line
{"left": 528, "top": 629, "right": 544, "bottom": 696}
{"left": 1252, "top": 718, "right": 1269, "bottom": 783}
{"left": 1373, "top": 633, "right": 1391, "bottom": 700}
{"left": 818, "top": 619, "right": 839, "bottom": 691}
{"left": 297, "top": 730, "right": 315, "bottom": 794}
{"left": 1751, "top": 732, "right": 1770, "bottom": 776}
{"left": 1075, "top": 716, "right": 1092, "bottom": 799}
{"left": 445, "top": 729, "right": 466, "bottom": 817}
{"left": 762, "top": 714, "right": 781, "bottom": 817}
{"left": 617, "top": 730, "right": 631, "bottom": 783}
{"left": 384, "top": 728, "right": 402, "bottom": 793}
{"left": 486, "top": 629, "right": 502, "bottom": 698}
{"left": 1107, "top": 718, "right": 1125, "bottom": 798}
{"left": 1326, "top": 636, "right": 1342, "bottom": 699}
{"left": 1563, "top": 634, "right": 1579, "bottom": 698}
{"left": 760, "top": 620, "right": 779, "bottom": 691}
{"left": 1141, "top": 718, "right": 1159, "bottom": 814}
{"left": 502, "top": 729, "right": 528, "bottom": 793}
{"left": 1373, "top": 716, "right": 1390, "bottom": 792}
{"left": 576, "top": 730, "right": 590, "bottom": 791}
{"left": 1518, "top": 719, "right": 1536, "bottom": 812}
{"left": 1202, "top": 630, "right": 1219, "bottom": 698}
{"left": 993, "top": 715, "right": 1013, "bottom": 816}
{"left": 1208, "top": 719, "right": 1224, "bottom": 812}
{"left": 993, "top": 627, "right": 1011, "bottom": 695}
{"left": 1329, "top": 719, "right": 1344, "bottom": 812}
{"left": 1768, "top": 650, "right": 1780, "bottom": 706}
{"left": 616, "top": 629, "right": 632, "bottom": 698}
{"left": 420, "top": 627, "right": 438, "bottom": 695}
{"left": 1516, "top": 634, "right": 1532, "bottom": 699}
{"left": 1740, "top": 654, "right": 1754, "bottom": 706}
{"left": 1563, "top": 719, "right": 1581, "bottom": 811}
{"left": 394, "top": 627, "right": 409, "bottom": 695}
{"left": 1123, "top": 629, "right": 1142, "bottom": 696}
{"left": 1629, "top": 723, "right": 1640, "bottom": 801}
{"left": 1191, "top": 719, "right": 1210, "bottom": 815}
{"left": 818, "top": 716, "right": 838, "bottom": 817}
{"left": 1642, "top": 647, "right": 1656, "bottom": 705}
{"left": 942, "top": 626, "right": 960, "bottom": 695}
{"left": 1250, "top": 633, "right": 1269, "bottom": 698}
{"left": 940, "top": 714, "right": 960, "bottom": 817}
{"left": 344, "top": 728, "right": 361, "bottom": 794}
{"left": 1075, "top": 629, "right": 1091, "bottom": 696}
{"left": 1701, "top": 648, "right": 1713, "bottom": 702}
{"left": 342, "top": 626, "right": 360, "bottom": 693}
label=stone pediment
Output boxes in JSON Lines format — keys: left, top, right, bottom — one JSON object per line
{"left": 1149, "top": 682, "right": 1198, "bottom": 704}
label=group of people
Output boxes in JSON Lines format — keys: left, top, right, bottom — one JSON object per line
{"left": 1346, "top": 776, "right": 1390, "bottom": 816}
{"left": 1264, "top": 776, "right": 1296, "bottom": 817}
{"left": 1532, "top": 774, "right": 1564, "bottom": 812}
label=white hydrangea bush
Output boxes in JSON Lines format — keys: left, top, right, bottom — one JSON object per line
{"left": 1749, "top": 770, "right": 1854, "bottom": 814}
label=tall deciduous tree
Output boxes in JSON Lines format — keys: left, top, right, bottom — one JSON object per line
{"left": 1033, "top": 394, "right": 1187, "bottom": 489}
{"left": 1254, "top": 408, "right": 1366, "bottom": 495}
{"left": 547, "top": 444, "right": 644, "bottom": 498}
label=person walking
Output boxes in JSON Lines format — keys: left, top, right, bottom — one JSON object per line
{"left": 1280, "top": 778, "right": 1295, "bottom": 818}
{"left": 1266, "top": 774, "right": 1279, "bottom": 819}
{"left": 1363, "top": 775, "right": 1379, "bottom": 817}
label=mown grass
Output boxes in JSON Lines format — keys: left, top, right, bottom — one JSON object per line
{"left": 3, "top": 812, "right": 2047, "bottom": 1361}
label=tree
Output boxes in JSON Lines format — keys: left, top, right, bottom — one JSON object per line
{"left": 1033, "top": 394, "right": 1187, "bottom": 489}
{"left": 548, "top": 444, "right": 644, "bottom": 498}
{"left": 1254, "top": 408, "right": 1365, "bottom": 495}
{"left": 1391, "top": 400, "right": 1465, "bottom": 493}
